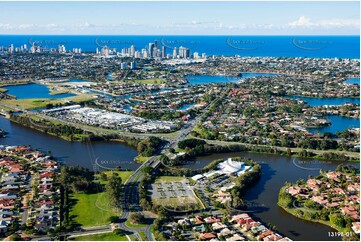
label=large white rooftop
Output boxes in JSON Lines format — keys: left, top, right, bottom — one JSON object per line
{"left": 217, "top": 158, "right": 245, "bottom": 175}
{"left": 191, "top": 174, "right": 204, "bottom": 181}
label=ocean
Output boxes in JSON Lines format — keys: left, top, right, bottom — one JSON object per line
{"left": 0, "top": 35, "right": 359, "bottom": 59}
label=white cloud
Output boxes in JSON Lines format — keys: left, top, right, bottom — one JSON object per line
{"left": 288, "top": 16, "right": 359, "bottom": 29}
{"left": 318, "top": 18, "right": 359, "bottom": 28}
{"left": 75, "top": 21, "right": 97, "bottom": 29}
{"left": 289, "top": 16, "right": 313, "bottom": 27}
{"left": 170, "top": 20, "right": 221, "bottom": 28}
{"left": 0, "top": 16, "right": 358, "bottom": 35}
{"left": 0, "top": 23, "right": 13, "bottom": 30}
{"left": 18, "top": 24, "right": 34, "bottom": 29}
{"left": 0, "top": 23, "right": 64, "bottom": 32}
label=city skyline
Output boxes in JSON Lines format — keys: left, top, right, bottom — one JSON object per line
{"left": 0, "top": 1, "right": 359, "bottom": 35}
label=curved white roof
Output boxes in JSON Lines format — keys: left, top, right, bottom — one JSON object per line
{"left": 218, "top": 158, "right": 244, "bottom": 174}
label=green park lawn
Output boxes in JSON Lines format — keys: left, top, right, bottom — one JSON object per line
{"left": 0, "top": 93, "right": 94, "bottom": 110}
{"left": 71, "top": 232, "right": 128, "bottom": 241}
{"left": 70, "top": 171, "right": 133, "bottom": 227}
{"left": 69, "top": 192, "right": 119, "bottom": 227}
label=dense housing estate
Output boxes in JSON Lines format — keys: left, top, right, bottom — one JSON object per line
{"left": 0, "top": 145, "right": 60, "bottom": 238}
{"left": 160, "top": 213, "right": 291, "bottom": 241}
{"left": 280, "top": 166, "right": 360, "bottom": 237}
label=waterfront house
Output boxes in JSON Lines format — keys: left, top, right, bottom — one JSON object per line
{"left": 324, "top": 202, "right": 339, "bottom": 208}
{"left": 326, "top": 172, "right": 341, "bottom": 182}
{"left": 13, "top": 146, "right": 30, "bottom": 153}
{"left": 306, "top": 179, "right": 323, "bottom": 190}
{"left": 237, "top": 217, "right": 255, "bottom": 225}
{"left": 242, "top": 222, "right": 261, "bottom": 231}
{"left": 286, "top": 186, "right": 304, "bottom": 197}
{"left": 230, "top": 213, "right": 250, "bottom": 222}
{"left": 311, "top": 196, "right": 328, "bottom": 206}
{"left": 263, "top": 233, "right": 283, "bottom": 241}
{"left": 341, "top": 206, "right": 360, "bottom": 220}
{"left": 257, "top": 229, "right": 274, "bottom": 240}
{"left": 251, "top": 224, "right": 267, "bottom": 234}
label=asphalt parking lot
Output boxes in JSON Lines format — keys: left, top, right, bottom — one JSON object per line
{"left": 150, "top": 180, "right": 195, "bottom": 200}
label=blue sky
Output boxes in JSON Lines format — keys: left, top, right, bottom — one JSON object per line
{"left": 0, "top": 1, "right": 359, "bottom": 35}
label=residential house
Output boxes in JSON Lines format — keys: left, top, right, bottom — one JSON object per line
{"left": 257, "top": 229, "right": 274, "bottom": 240}
{"left": 199, "top": 232, "right": 217, "bottom": 240}
{"left": 212, "top": 222, "right": 227, "bottom": 231}
{"left": 204, "top": 216, "right": 221, "bottom": 224}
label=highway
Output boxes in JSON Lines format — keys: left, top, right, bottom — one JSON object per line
{"left": 118, "top": 116, "right": 201, "bottom": 240}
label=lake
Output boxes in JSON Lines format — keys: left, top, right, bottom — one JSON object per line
{"left": 190, "top": 152, "right": 358, "bottom": 241}
{"left": 345, "top": 77, "right": 360, "bottom": 85}
{"left": 308, "top": 115, "right": 360, "bottom": 134}
{"left": 0, "top": 116, "right": 139, "bottom": 170}
{"left": 289, "top": 96, "right": 360, "bottom": 106}
{"left": 3, "top": 83, "right": 76, "bottom": 99}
